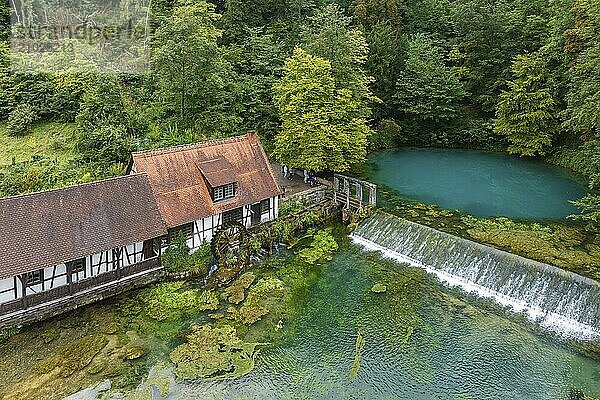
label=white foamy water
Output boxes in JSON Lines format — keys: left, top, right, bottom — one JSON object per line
{"left": 350, "top": 213, "right": 600, "bottom": 341}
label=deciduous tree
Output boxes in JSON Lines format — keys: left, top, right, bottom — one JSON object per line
{"left": 273, "top": 48, "right": 370, "bottom": 172}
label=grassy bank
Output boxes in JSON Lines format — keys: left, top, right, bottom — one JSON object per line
{"left": 0, "top": 122, "right": 77, "bottom": 166}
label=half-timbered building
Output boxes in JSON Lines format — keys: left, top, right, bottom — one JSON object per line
{"left": 129, "top": 131, "right": 282, "bottom": 251}
{"left": 0, "top": 131, "right": 281, "bottom": 329}
{"left": 0, "top": 174, "right": 167, "bottom": 327}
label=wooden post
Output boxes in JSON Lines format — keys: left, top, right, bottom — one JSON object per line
{"left": 19, "top": 275, "right": 27, "bottom": 309}
{"left": 333, "top": 176, "right": 339, "bottom": 204}
{"left": 344, "top": 179, "right": 350, "bottom": 209}
{"left": 356, "top": 183, "right": 363, "bottom": 207}
{"left": 66, "top": 262, "right": 73, "bottom": 295}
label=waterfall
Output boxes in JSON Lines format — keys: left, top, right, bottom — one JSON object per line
{"left": 350, "top": 212, "right": 600, "bottom": 341}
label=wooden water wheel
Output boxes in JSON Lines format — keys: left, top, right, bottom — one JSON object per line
{"left": 210, "top": 222, "right": 251, "bottom": 284}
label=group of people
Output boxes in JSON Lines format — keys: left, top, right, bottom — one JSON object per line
{"left": 281, "top": 164, "right": 319, "bottom": 187}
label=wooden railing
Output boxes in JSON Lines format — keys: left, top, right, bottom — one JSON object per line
{"left": 0, "top": 257, "right": 160, "bottom": 317}
{"left": 332, "top": 174, "right": 377, "bottom": 210}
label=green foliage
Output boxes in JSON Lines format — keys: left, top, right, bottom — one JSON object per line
{"left": 279, "top": 197, "right": 311, "bottom": 217}
{"left": 364, "top": 22, "right": 403, "bottom": 119}
{"left": 302, "top": 4, "right": 375, "bottom": 110}
{"left": 75, "top": 77, "right": 130, "bottom": 134}
{"left": 0, "top": 157, "right": 116, "bottom": 198}
{"left": 162, "top": 232, "right": 213, "bottom": 275}
{"left": 369, "top": 119, "right": 402, "bottom": 151}
{"left": 7, "top": 103, "right": 37, "bottom": 136}
{"left": 351, "top": 0, "right": 401, "bottom": 29}
{"left": 151, "top": 0, "right": 241, "bottom": 134}
{"left": 0, "top": 327, "right": 19, "bottom": 345}
{"left": 169, "top": 324, "right": 261, "bottom": 380}
{"left": 393, "top": 34, "right": 465, "bottom": 123}
{"left": 273, "top": 48, "right": 370, "bottom": 172}
{"left": 76, "top": 125, "right": 134, "bottom": 165}
{"left": 563, "top": 0, "right": 600, "bottom": 138}
{"left": 570, "top": 194, "right": 600, "bottom": 232}
{"left": 297, "top": 229, "right": 339, "bottom": 264}
{"left": 548, "top": 140, "right": 600, "bottom": 189}
{"left": 493, "top": 53, "right": 558, "bottom": 156}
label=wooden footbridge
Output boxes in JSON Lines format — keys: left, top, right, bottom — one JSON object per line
{"left": 331, "top": 174, "right": 377, "bottom": 211}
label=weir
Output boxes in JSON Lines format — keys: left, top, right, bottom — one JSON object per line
{"left": 350, "top": 212, "right": 600, "bottom": 340}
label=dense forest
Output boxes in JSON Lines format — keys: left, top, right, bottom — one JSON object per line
{"left": 0, "top": 0, "right": 598, "bottom": 228}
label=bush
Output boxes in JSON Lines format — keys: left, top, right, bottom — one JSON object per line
{"left": 76, "top": 125, "right": 134, "bottom": 164}
{"left": 7, "top": 103, "right": 37, "bottom": 136}
{"left": 161, "top": 232, "right": 213, "bottom": 275}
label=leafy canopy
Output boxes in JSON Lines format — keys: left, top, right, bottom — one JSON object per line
{"left": 493, "top": 53, "right": 558, "bottom": 156}
{"left": 273, "top": 48, "right": 370, "bottom": 172}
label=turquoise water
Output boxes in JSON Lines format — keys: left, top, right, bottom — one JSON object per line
{"left": 175, "top": 243, "right": 600, "bottom": 399}
{"left": 367, "top": 148, "right": 589, "bottom": 219}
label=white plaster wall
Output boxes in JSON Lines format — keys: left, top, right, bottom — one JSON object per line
{"left": 0, "top": 277, "right": 15, "bottom": 303}
{"left": 44, "top": 264, "right": 67, "bottom": 289}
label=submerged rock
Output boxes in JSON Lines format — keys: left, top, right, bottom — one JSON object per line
{"left": 221, "top": 272, "right": 256, "bottom": 304}
{"left": 169, "top": 324, "right": 262, "bottom": 381}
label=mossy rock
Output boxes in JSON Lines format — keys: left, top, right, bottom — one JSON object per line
{"left": 371, "top": 283, "right": 387, "bottom": 293}
{"left": 221, "top": 272, "right": 256, "bottom": 304}
{"left": 169, "top": 324, "right": 262, "bottom": 381}
{"left": 123, "top": 346, "right": 147, "bottom": 361}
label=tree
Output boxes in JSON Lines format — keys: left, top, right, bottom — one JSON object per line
{"left": 226, "top": 28, "right": 286, "bottom": 145}
{"left": 151, "top": 0, "right": 241, "bottom": 134}
{"left": 364, "top": 21, "right": 403, "bottom": 120}
{"left": 393, "top": 33, "right": 465, "bottom": 122}
{"left": 301, "top": 3, "right": 377, "bottom": 119}
{"left": 493, "top": 53, "right": 558, "bottom": 156}
{"left": 75, "top": 76, "right": 129, "bottom": 134}
{"left": 350, "top": 0, "right": 402, "bottom": 30}
{"left": 570, "top": 194, "right": 600, "bottom": 232}
{"left": 273, "top": 48, "right": 370, "bottom": 172}
{"left": 563, "top": 0, "right": 600, "bottom": 138}
{"left": 76, "top": 125, "right": 135, "bottom": 165}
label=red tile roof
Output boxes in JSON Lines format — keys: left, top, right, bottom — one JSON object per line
{"left": 131, "top": 132, "right": 281, "bottom": 228}
{"left": 0, "top": 174, "right": 167, "bottom": 279}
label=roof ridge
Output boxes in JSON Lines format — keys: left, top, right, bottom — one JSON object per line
{"left": 0, "top": 173, "right": 150, "bottom": 202}
{"left": 131, "top": 132, "right": 256, "bottom": 158}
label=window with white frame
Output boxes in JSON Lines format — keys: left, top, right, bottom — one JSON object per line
{"left": 212, "top": 183, "right": 236, "bottom": 202}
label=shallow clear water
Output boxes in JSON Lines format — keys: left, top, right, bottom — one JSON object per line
{"left": 367, "top": 148, "right": 589, "bottom": 219}
{"left": 176, "top": 244, "right": 600, "bottom": 399}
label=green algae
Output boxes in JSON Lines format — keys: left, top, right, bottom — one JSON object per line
{"left": 349, "top": 331, "right": 366, "bottom": 382}
{"left": 297, "top": 229, "right": 339, "bottom": 264}
{"left": 221, "top": 272, "right": 256, "bottom": 304}
{"left": 139, "top": 282, "right": 220, "bottom": 321}
{"left": 169, "top": 324, "right": 262, "bottom": 381}
{"left": 35, "top": 333, "right": 109, "bottom": 378}
{"left": 466, "top": 217, "right": 600, "bottom": 279}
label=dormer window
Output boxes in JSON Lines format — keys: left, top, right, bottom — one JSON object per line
{"left": 213, "top": 183, "right": 236, "bottom": 202}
